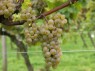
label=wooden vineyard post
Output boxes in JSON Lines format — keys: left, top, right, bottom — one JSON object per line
{"left": 2, "top": 28, "right": 7, "bottom": 71}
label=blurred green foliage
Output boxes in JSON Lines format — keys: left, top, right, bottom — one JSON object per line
{"left": 0, "top": 36, "right": 95, "bottom": 71}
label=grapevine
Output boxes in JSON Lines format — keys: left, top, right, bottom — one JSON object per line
{"left": 0, "top": 0, "right": 78, "bottom": 71}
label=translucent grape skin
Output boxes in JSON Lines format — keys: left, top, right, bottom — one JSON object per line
{"left": 0, "top": 10, "right": 3, "bottom": 15}
{"left": 50, "top": 49, "right": 56, "bottom": 55}
{"left": 45, "top": 52, "right": 51, "bottom": 58}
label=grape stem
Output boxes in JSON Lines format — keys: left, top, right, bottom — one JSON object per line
{"left": 37, "top": 0, "right": 78, "bottom": 19}
{"left": 0, "top": 0, "right": 78, "bottom": 26}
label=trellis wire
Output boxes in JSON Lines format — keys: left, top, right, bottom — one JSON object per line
{"left": 0, "top": 50, "right": 95, "bottom": 54}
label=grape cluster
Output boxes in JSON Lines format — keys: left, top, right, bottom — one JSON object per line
{"left": 20, "top": 7, "right": 36, "bottom": 22}
{"left": 20, "top": 7, "right": 40, "bottom": 45}
{"left": 0, "top": 0, "right": 16, "bottom": 18}
{"left": 42, "top": 41, "right": 62, "bottom": 68}
{"left": 22, "top": 10, "right": 67, "bottom": 68}
{"left": 40, "top": 13, "right": 67, "bottom": 68}
{"left": 24, "top": 24, "right": 40, "bottom": 45}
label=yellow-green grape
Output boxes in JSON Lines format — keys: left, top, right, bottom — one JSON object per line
{"left": 26, "top": 13, "right": 31, "bottom": 19}
{"left": 48, "top": 19, "right": 54, "bottom": 25}
{"left": 57, "top": 28, "right": 62, "bottom": 34}
{"left": 21, "top": 9, "right": 26, "bottom": 14}
{"left": 0, "top": 10, "right": 3, "bottom": 15}
{"left": 54, "top": 54, "right": 60, "bottom": 59}
{"left": 44, "top": 24, "right": 49, "bottom": 30}
{"left": 30, "top": 31, "right": 34, "bottom": 36}
{"left": 51, "top": 58, "right": 56, "bottom": 63}
{"left": 33, "top": 38, "right": 38, "bottom": 43}
{"left": 43, "top": 47, "right": 49, "bottom": 53}
{"left": 33, "top": 34, "right": 38, "bottom": 38}
{"left": 53, "top": 14, "right": 59, "bottom": 20}
{"left": 3, "top": 1, "right": 7, "bottom": 5}
{"left": 48, "top": 33, "right": 53, "bottom": 39}
{"left": 50, "top": 49, "right": 56, "bottom": 55}
{"left": 8, "top": 7, "right": 14, "bottom": 12}
{"left": 46, "top": 62, "right": 52, "bottom": 67}
{"left": 54, "top": 19, "right": 61, "bottom": 24}
{"left": 26, "top": 7, "right": 32, "bottom": 12}
{"left": 0, "top": 0, "right": 16, "bottom": 17}
{"left": 56, "top": 58, "right": 60, "bottom": 64}
{"left": 2, "top": 6, "right": 6, "bottom": 10}
{"left": 60, "top": 15, "right": 65, "bottom": 20}
{"left": 48, "top": 46, "right": 53, "bottom": 49}
{"left": 42, "top": 42, "right": 47, "bottom": 47}
{"left": 4, "top": 9, "right": 9, "bottom": 14}
{"left": 63, "top": 19, "right": 67, "bottom": 23}
{"left": 27, "top": 18, "right": 32, "bottom": 23}
{"left": 24, "top": 28, "right": 29, "bottom": 33}
{"left": 46, "top": 57, "right": 51, "bottom": 62}
{"left": 45, "top": 52, "right": 51, "bottom": 58}
{"left": 42, "top": 35, "right": 47, "bottom": 40}
{"left": 50, "top": 41, "right": 55, "bottom": 46}
{"left": 21, "top": 14, "right": 26, "bottom": 20}
{"left": 0, "top": 2, "right": 3, "bottom": 7}
{"left": 26, "top": 37, "right": 32, "bottom": 44}
{"left": 40, "top": 28, "right": 47, "bottom": 34}
{"left": 55, "top": 46, "right": 59, "bottom": 50}
{"left": 32, "top": 16, "right": 36, "bottom": 20}
{"left": 4, "top": 14, "right": 9, "bottom": 18}
{"left": 35, "top": 30, "right": 40, "bottom": 34}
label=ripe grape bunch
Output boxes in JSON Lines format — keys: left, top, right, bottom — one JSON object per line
{"left": 22, "top": 7, "right": 67, "bottom": 69}
{"left": 41, "top": 13, "right": 67, "bottom": 69}
{"left": 20, "top": 7, "right": 41, "bottom": 45}
{"left": 0, "top": 0, "right": 16, "bottom": 18}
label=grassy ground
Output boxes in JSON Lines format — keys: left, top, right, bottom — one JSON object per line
{"left": 0, "top": 34, "right": 95, "bottom": 71}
